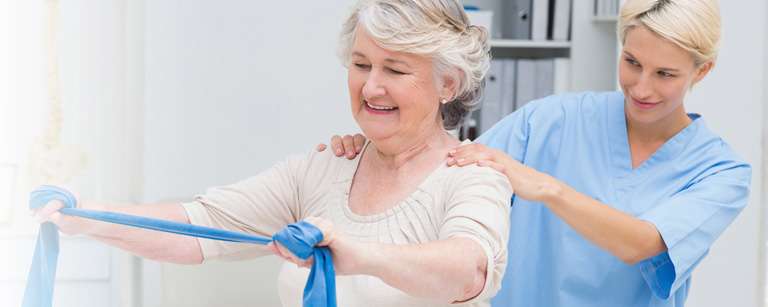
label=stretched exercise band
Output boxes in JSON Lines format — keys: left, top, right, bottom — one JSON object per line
{"left": 23, "top": 185, "right": 336, "bottom": 307}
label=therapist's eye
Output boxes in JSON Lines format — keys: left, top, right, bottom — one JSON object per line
{"left": 657, "top": 70, "right": 675, "bottom": 78}
{"left": 624, "top": 57, "right": 640, "bottom": 67}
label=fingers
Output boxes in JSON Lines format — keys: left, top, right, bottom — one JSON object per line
{"left": 352, "top": 134, "right": 366, "bottom": 153}
{"left": 270, "top": 242, "right": 314, "bottom": 268}
{"left": 477, "top": 160, "right": 508, "bottom": 176}
{"left": 304, "top": 216, "right": 334, "bottom": 246}
{"left": 331, "top": 135, "right": 344, "bottom": 157}
{"left": 341, "top": 135, "right": 357, "bottom": 159}
{"left": 447, "top": 144, "right": 491, "bottom": 167}
{"left": 33, "top": 200, "right": 66, "bottom": 223}
{"left": 315, "top": 143, "right": 327, "bottom": 152}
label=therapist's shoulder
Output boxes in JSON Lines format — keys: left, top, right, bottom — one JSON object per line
{"left": 687, "top": 120, "right": 752, "bottom": 183}
{"left": 515, "top": 91, "right": 619, "bottom": 119}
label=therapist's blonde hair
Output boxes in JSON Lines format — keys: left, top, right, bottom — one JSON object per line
{"left": 338, "top": 0, "right": 490, "bottom": 130}
{"left": 618, "top": 0, "right": 721, "bottom": 67}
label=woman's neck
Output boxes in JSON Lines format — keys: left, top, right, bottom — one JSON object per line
{"left": 368, "top": 127, "right": 459, "bottom": 171}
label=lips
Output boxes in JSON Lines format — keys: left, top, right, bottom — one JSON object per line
{"left": 364, "top": 100, "right": 398, "bottom": 114}
{"left": 631, "top": 97, "right": 661, "bottom": 110}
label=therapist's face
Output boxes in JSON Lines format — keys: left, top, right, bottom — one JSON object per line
{"left": 347, "top": 27, "right": 449, "bottom": 147}
{"left": 619, "top": 25, "right": 712, "bottom": 127}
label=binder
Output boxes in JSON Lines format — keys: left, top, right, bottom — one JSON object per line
{"left": 552, "top": 0, "right": 572, "bottom": 41}
{"left": 501, "top": 0, "right": 533, "bottom": 39}
{"left": 514, "top": 59, "right": 537, "bottom": 109}
{"left": 500, "top": 59, "right": 518, "bottom": 116}
{"left": 535, "top": 59, "right": 555, "bottom": 99}
{"left": 531, "top": 0, "right": 550, "bottom": 41}
{"left": 479, "top": 59, "right": 506, "bottom": 133}
{"left": 553, "top": 58, "right": 571, "bottom": 94}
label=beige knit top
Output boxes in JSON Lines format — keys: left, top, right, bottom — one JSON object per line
{"left": 182, "top": 142, "right": 512, "bottom": 307}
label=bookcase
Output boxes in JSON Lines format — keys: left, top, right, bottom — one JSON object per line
{"left": 460, "top": 0, "right": 620, "bottom": 139}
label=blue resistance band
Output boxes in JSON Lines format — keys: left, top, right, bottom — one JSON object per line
{"left": 23, "top": 185, "right": 336, "bottom": 307}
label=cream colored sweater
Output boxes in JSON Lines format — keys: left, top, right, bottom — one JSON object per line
{"left": 183, "top": 144, "right": 512, "bottom": 307}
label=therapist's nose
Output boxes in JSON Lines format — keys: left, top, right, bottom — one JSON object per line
{"left": 362, "top": 70, "right": 386, "bottom": 100}
{"left": 631, "top": 73, "right": 655, "bottom": 101}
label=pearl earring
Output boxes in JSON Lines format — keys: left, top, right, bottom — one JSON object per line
{"left": 441, "top": 98, "right": 448, "bottom": 104}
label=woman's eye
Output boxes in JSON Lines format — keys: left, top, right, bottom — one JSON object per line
{"left": 354, "top": 63, "right": 371, "bottom": 70}
{"left": 387, "top": 67, "right": 406, "bottom": 75}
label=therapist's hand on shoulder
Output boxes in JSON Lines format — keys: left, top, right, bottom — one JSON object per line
{"left": 316, "top": 134, "right": 366, "bottom": 159}
{"left": 447, "top": 143, "right": 564, "bottom": 203}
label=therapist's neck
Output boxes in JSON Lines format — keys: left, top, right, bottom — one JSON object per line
{"left": 626, "top": 106, "right": 692, "bottom": 144}
{"left": 370, "top": 123, "right": 457, "bottom": 170}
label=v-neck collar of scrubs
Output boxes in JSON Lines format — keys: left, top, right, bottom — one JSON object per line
{"left": 607, "top": 94, "right": 702, "bottom": 186}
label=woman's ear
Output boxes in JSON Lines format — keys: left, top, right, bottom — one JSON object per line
{"left": 439, "top": 71, "right": 459, "bottom": 102}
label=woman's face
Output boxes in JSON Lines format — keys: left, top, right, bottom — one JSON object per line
{"left": 619, "top": 25, "right": 712, "bottom": 126}
{"left": 347, "top": 27, "right": 452, "bottom": 145}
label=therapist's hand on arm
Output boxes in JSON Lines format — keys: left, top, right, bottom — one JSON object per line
{"left": 270, "top": 216, "right": 488, "bottom": 303}
{"left": 446, "top": 143, "right": 666, "bottom": 265}
{"left": 33, "top": 196, "right": 204, "bottom": 264}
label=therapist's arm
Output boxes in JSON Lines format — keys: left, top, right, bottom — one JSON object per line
{"left": 34, "top": 200, "right": 204, "bottom": 264}
{"left": 447, "top": 143, "right": 666, "bottom": 265}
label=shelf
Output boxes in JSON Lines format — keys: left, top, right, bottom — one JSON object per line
{"left": 489, "top": 39, "right": 571, "bottom": 58}
{"left": 490, "top": 39, "right": 571, "bottom": 49}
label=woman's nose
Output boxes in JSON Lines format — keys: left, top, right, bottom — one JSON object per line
{"left": 362, "top": 71, "right": 386, "bottom": 100}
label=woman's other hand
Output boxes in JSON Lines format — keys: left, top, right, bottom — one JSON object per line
{"left": 32, "top": 190, "right": 100, "bottom": 235}
{"left": 447, "top": 143, "right": 564, "bottom": 203}
{"left": 315, "top": 134, "right": 366, "bottom": 159}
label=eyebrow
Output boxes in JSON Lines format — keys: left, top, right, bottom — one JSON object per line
{"left": 351, "top": 51, "right": 412, "bottom": 68}
{"left": 623, "top": 51, "right": 680, "bottom": 72}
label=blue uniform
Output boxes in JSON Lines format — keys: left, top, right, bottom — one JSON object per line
{"left": 478, "top": 91, "right": 751, "bottom": 307}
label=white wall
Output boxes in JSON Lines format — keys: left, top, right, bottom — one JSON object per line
{"left": 681, "top": 1, "right": 767, "bottom": 307}
{"left": 3, "top": 0, "right": 142, "bottom": 306}
{"left": 139, "top": 1, "right": 768, "bottom": 306}
{"left": 141, "top": 1, "right": 358, "bottom": 306}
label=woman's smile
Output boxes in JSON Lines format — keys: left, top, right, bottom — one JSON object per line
{"left": 364, "top": 100, "right": 399, "bottom": 115}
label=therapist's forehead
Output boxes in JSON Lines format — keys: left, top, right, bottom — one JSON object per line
{"left": 623, "top": 26, "right": 694, "bottom": 71}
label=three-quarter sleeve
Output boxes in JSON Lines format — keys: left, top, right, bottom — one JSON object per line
{"left": 638, "top": 163, "right": 752, "bottom": 299}
{"left": 438, "top": 165, "right": 513, "bottom": 302}
{"left": 182, "top": 153, "right": 315, "bottom": 261}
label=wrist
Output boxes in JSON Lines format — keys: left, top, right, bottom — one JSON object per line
{"left": 540, "top": 179, "right": 567, "bottom": 206}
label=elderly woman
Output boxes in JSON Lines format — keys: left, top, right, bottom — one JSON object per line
{"left": 34, "top": 0, "right": 511, "bottom": 306}
{"left": 324, "top": 0, "right": 752, "bottom": 306}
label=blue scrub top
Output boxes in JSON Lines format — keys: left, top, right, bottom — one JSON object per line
{"left": 477, "top": 91, "right": 751, "bottom": 307}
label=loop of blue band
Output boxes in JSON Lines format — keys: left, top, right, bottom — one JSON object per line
{"left": 23, "top": 185, "right": 336, "bottom": 307}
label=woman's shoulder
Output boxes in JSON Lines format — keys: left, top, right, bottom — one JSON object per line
{"left": 437, "top": 159, "right": 513, "bottom": 200}
{"left": 283, "top": 146, "right": 360, "bottom": 184}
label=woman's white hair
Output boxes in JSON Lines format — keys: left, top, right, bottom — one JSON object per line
{"left": 338, "top": 0, "right": 490, "bottom": 130}
{"left": 619, "top": 0, "right": 721, "bottom": 66}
